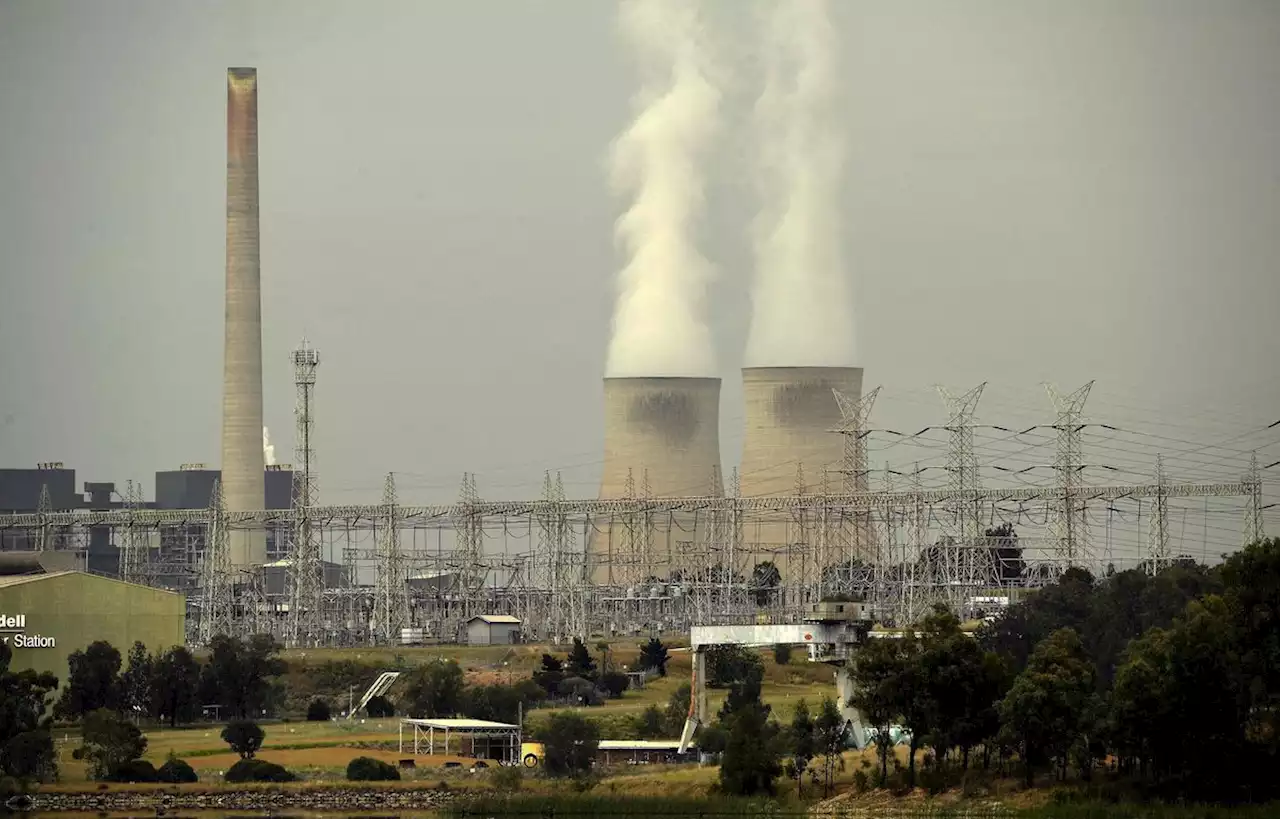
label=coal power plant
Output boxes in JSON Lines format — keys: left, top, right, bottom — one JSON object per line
{"left": 221, "top": 67, "right": 267, "bottom": 569}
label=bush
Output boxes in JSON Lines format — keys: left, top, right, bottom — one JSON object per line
{"left": 107, "top": 759, "right": 158, "bottom": 783}
{"left": 488, "top": 765, "right": 523, "bottom": 792}
{"left": 598, "top": 671, "right": 630, "bottom": 699}
{"left": 773, "top": 644, "right": 793, "bottom": 666}
{"left": 346, "top": 756, "right": 400, "bottom": 782}
{"left": 221, "top": 720, "right": 265, "bottom": 759}
{"left": 306, "top": 698, "right": 331, "bottom": 721}
{"left": 225, "top": 758, "right": 295, "bottom": 783}
{"left": 157, "top": 755, "right": 198, "bottom": 783}
{"left": 366, "top": 695, "right": 395, "bottom": 718}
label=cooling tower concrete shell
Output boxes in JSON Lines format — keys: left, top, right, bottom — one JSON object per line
{"left": 599, "top": 377, "right": 725, "bottom": 499}
{"left": 738, "top": 367, "right": 863, "bottom": 584}
{"left": 739, "top": 367, "right": 863, "bottom": 498}
{"left": 592, "top": 377, "right": 724, "bottom": 588}
{"left": 221, "top": 68, "right": 266, "bottom": 568}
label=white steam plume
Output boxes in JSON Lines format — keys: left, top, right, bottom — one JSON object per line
{"left": 262, "top": 426, "right": 276, "bottom": 467}
{"left": 604, "top": 0, "right": 722, "bottom": 378}
{"left": 744, "top": 0, "right": 855, "bottom": 367}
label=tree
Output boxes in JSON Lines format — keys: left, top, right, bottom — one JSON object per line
{"left": 849, "top": 636, "right": 904, "bottom": 783}
{"left": 638, "top": 637, "right": 669, "bottom": 677}
{"left": 707, "top": 644, "right": 760, "bottom": 688}
{"left": 1221, "top": 536, "right": 1280, "bottom": 756}
{"left": 565, "top": 638, "right": 597, "bottom": 680}
{"left": 773, "top": 643, "right": 793, "bottom": 666}
{"left": 598, "top": 670, "right": 630, "bottom": 699}
{"left": 787, "top": 700, "right": 816, "bottom": 795}
{"left": 998, "top": 628, "right": 1096, "bottom": 786}
{"left": 750, "top": 561, "right": 782, "bottom": 606}
{"left": 979, "top": 568, "right": 1095, "bottom": 672}
{"left": 985, "top": 523, "right": 1025, "bottom": 582}
{"left": 634, "top": 704, "right": 665, "bottom": 739}
{"left": 663, "top": 682, "right": 692, "bottom": 735}
{"left": 1, "top": 731, "right": 56, "bottom": 783}
{"left": 596, "top": 640, "right": 611, "bottom": 674}
{"left": 120, "top": 642, "right": 154, "bottom": 718}
{"left": 536, "top": 712, "right": 599, "bottom": 777}
{"left": 813, "top": 697, "right": 847, "bottom": 797}
{"left": 719, "top": 700, "right": 782, "bottom": 796}
{"left": 150, "top": 646, "right": 201, "bottom": 727}
{"left": 57, "top": 640, "right": 123, "bottom": 718}
{"left": 402, "top": 660, "right": 465, "bottom": 717}
{"left": 221, "top": 720, "right": 265, "bottom": 759}
{"left": 365, "top": 695, "right": 395, "bottom": 718}
{"left": 199, "top": 634, "right": 286, "bottom": 720}
{"left": 0, "top": 640, "right": 58, "bottom": 779}
{"left": 306, "top": 699, "right": 331, "bottom": 721}
{"left": 74, "top": 709, "right": 147, "bottom": 780}
{"left": 533, "top": 653, "right": 565, "bottom": 696}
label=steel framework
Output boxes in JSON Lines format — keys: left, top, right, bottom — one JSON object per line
{"left": 287, "top": 338, "right": 322, "bottom": 646}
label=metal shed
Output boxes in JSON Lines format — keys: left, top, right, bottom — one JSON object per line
{"left": 465, "top": 614, "right": 521, "bottom": 645}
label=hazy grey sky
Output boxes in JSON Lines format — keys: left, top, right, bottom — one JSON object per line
{"left": 1, "top": 0, "right": 1277, "bottom": 550}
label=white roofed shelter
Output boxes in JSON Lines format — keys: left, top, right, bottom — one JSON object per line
{"left": 398, "top": 718, "right": 521, "bottom": 764}
{"left": 465, "top": 614, "right": 522, "bottom": 645}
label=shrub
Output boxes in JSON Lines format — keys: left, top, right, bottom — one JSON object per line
{"left": 773, "top": 644, "right": 793, "bottom": 666}
{"left": 346, "top": 756, "right": 400, "bottom": 782}
{"left": 107, "top": 759, "right": 158, "bottom": 783}
{"left": 306, "top": 698, "right": 331, "bottom": 721}
{"left": 365, "top": 695, "right": 395, "bottom": 718}
{"left": 221, "top": 720, "right": 265, "bottom": 759}
{"left": 157, "top": 755, "right": 198, "bottom": 783}
{"left": 597, "top": 671, "right": 630, "bottom": 699}
{"left": 489, "top": 765, "right": 523, "bottom": 792}
{"left": 225, "top": 758, "right": 294, "bottom": 783}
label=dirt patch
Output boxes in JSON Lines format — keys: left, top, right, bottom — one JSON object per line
{"left": 177, "top": 747, "right": 476, "bottom": 771}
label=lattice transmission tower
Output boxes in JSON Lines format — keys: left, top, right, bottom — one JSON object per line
{"left": 938, "top": 383, "right": 987, "bottom": 612}
{"left": 198, "top": 479, "right": 233, "bottom": 644}
{"left": 1244, "top": 451, "right": 1266, "bottom": 547}
{"left": 1147, "top": 455, "right": 1169, "bottom": 575}
{"left": 287, "top": 338, "right": 322, "bottom": 647}
{"left": 1045, "top": 381, "right": 1094, "bottom": 569}
{"left": 832, "top": 385, "right": 881, "bottom": 583}
{"left": 374, "top": 472, "right": 408, "bottom": 644}
{"left": 120, "top": 480, "right": 148, "bottom": 584}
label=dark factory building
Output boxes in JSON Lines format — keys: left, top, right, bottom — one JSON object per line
{"left": 150, "top": 464, "right": 295, "bottom": 590}
{"left": 0, "top": 464, "right": 126, "bottom": 573}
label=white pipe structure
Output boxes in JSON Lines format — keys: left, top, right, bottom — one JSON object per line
{"left": 679, "top": 605, "right": 875, "bottom": 753}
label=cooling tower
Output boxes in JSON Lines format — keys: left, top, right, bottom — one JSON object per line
{"left": 599, "top": 377, "right": 724, "bottom": 498}
{"left": 592, "top": 377, "right": 724, "bottom": 587}
{"left": 738, "top": 367, "right": 863, "bottom": 497}
{"left": 738, "top": 367, "right": 863, "bottom": 585}
{"left": 221, "top": 68, "right": 266, "bottom": 568}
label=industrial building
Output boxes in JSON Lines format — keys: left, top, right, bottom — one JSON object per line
{"left": 150, "top": 464, "right": 294, "bottom": 592}
{"left": 0, "top": 464, "right": 128, "bottom": 575}
{"left": 465, "top": 614, "right": 521, "bottom": 645}
{"left": 0, "top": 553, "right": 185, "bottom": 684}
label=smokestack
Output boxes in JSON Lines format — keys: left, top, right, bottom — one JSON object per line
{"left": 221, "top": 67, "right": 266, "bottom": 568}
{"left": 592, "top": 376, "right": 724, "bottom": 585}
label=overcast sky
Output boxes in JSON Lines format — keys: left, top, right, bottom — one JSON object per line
{"left": 1, "top": 0, "right": 1277, "bottom": 556}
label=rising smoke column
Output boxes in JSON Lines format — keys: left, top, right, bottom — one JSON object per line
{"left": 262, "top": 426, "right": 276, "bottom": 467}
{"left": 744, "top": 0, "right": 856, "bottom": 367}
{"left": 604, "top": 0, "right": 722, "bottom": 378}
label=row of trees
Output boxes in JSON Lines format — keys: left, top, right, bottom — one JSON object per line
{"left": 850, "top": 537, "right": 1280, "bottom": 801}
{"left": 55, "top": 634, "right": 286, "bottom": 726}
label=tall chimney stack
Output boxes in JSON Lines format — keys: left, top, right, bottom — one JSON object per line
{"left": 222, "top": 67, "right": 266, "bottom": 567}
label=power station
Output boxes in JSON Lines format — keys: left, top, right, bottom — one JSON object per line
{"left": 0, "top": 67, "right": 1266, "bottom": 654}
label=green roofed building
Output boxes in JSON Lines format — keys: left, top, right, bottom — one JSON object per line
{"left": 0, "top": 554, "right": 185, "bottom": 685}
